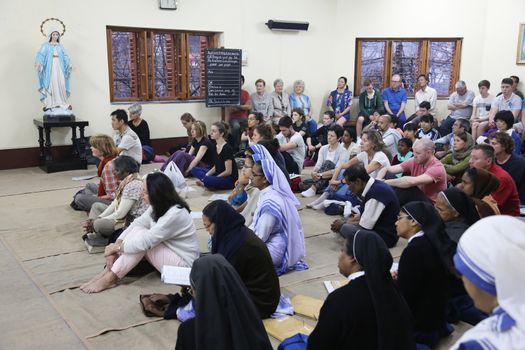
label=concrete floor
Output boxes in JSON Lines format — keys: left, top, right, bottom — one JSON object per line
{"left": 0, "top": 164, "right": 469, "bottom": 349}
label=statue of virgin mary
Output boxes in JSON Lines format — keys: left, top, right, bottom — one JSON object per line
{"left": 35, "top": 24, "right": 73, "bottom": 115}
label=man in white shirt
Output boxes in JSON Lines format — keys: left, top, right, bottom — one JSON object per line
{"left": 414, "top": 74, "right": 437, "bottom": 115}
{"left": 470, "top": 80, "right": 494, "bottom": 121}
{"left": 111, "top": 109, "right": 142, "bottom": 165}
{"left": 472, "top": 78, "right": 522, "bottom": 143}
{"left": 276, "top": 116, "right": 306, "bottom": 174}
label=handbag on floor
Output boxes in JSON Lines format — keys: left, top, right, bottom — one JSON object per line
{"left": 163, "top": 161, "right": 188, "bottom": 197}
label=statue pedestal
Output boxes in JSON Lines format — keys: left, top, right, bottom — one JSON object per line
{"left": 33, "top": 117, "right": 89, "bottom": 173}
{"left": 43, "top": 114, "right": 76, "bottom": 122}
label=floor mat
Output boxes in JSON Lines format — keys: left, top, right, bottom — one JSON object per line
{"left": 2, "top": 221, "right": 85, "bottom": 261}
{"left": 51, "top": 272, "right": 180, "bottom": 339}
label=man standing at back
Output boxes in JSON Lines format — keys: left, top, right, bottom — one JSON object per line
{"left": 383, "top": 74, "right": 407, "bottom": 128}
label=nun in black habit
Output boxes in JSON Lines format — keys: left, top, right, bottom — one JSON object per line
{"left": 435, "top": 188, "right": 487, "bottom": 326}
{"left": 307, "top": 230, "right": 415, "bottom": 350}
{"left": 435, "top": 187, "right": 480, "bottom": 243}
{"left": 175, "top": 254, "right": 272, "bottom": 350}
{"left": 395, "top": 201, "right": 455, "bottom": 347}
{"left": 201, "top": 200, "right": 280, "bottom": 319}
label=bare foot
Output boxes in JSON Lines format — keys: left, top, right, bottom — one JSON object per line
{"left": 79, "top": 267, "right": 108, "bottom": 290}
{"left": 195, "top": 180, "right": 204, "bottom": 187}
{"left": 81, "top": 271, "right": 118, "bottom": 294}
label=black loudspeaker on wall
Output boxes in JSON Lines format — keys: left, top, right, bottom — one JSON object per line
{"left": 265, "top": 20, "right": 309, "bottom": 31}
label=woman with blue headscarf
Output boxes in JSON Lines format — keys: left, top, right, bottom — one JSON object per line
{"left": 249, "top": 144, "right": 307, "bottom": 275}
{"left": 451, "top": 216, "right": 525, "bottom": 349}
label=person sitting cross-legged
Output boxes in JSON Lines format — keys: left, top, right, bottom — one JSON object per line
{"left": 377, "top": 138, "right": 447, "bottom": 206}
{"left": 307, "top": 231, "right": 415, "bottom": 350}
{"left": 299, "top": 124, "right": 349, "bottom": 197}
{"left": 191, "top": 121, "right": 238, "bottom": 190}
{"left": 248, "top": 145, "right": 307, "bottom": 275}
{"left": 276, "top": 116, "right": 306, "bottom": 175}
{"left": 175, "top": 255, "right": 273, "bottom": 350}
{"left": 457, "top": 167, "right": 500, "bottom": 218}
{"left": 72, "top": 134, "right": 119, "bottom": 211}
{"left": 468, "top": 143, "right": 520, "bottom": 216}
{"left": 488, "top": 131, "right": 525, "bottom": 204}
{"left": 83, "top": 156, "right": 148, "bottom": 248}
{"left": 440, "top": 131, "right": 474, "bottom": 185}
{"left": 201, "top": 200, "right": 280, "bottom": 319}
{"left": 331, "top": 164, "right": 400, "bottom": 248}
{"left": 395, "top": 201, "right": 456, "bottom": 348}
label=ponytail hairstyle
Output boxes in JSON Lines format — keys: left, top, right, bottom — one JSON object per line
{"left": 339, "top": 76, "right": 349, "bottom": 90}
{"left": 212, "top": 121, "right": 230, "bottom": 139}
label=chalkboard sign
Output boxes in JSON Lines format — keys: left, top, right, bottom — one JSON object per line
{"left": 205, "top": 48, "right": 242, "bottom": 107}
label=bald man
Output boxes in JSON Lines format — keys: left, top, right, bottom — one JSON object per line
{"left": 376, "top": 138, "right": 447, "bottom": 206}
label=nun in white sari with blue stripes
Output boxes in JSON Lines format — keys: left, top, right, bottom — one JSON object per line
{"left": 249, "top": 144, "right": 307, "bottom": 275}
{"left": 451, "top": 215, "right": 525, "bottom": 350}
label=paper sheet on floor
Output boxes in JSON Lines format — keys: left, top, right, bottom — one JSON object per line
{"left": 291, "top": 295, "right": 323, "bottom": 320}
{"left": 208, "top": 194, "right": 229, "bottom": 201}
{"left": 263, "top": 316, "right": 314, "bottom": 342}
{"left": 72, "top": 175, "right": 97, "bottom": 181}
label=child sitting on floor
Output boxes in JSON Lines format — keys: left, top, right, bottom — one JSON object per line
{"left": 416, "top": 114, "right": 440, "bottom": 141}
{"left": 392, "top": 138, "right": 413, "bottom": 166}
{"left": 392, "top": 138, "right": 413, "bottom": 178}
{"left": 227, "top": 159, "right": 252, "bottom": 210}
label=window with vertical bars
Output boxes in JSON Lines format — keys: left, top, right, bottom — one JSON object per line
{"left": 355, "top": 38, "right": 462, "bottom": 97}
{"left": 107, "top": 26, "right": 218, "bottom": 102}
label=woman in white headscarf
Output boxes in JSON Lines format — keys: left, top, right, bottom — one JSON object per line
{"left": 249, "top": 144, "right": 307, "bottom": 275}
{"left": 451, "top": 215, "right": 525, "bottom": 349}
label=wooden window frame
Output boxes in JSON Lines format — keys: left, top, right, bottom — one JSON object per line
{"left": 354, "top": 37, "right": 462, "bottom": 97}
{"left": 107, "top": 26, "right": 219, "bottom": 103}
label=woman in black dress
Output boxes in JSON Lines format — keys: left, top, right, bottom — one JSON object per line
{"left": 308, "top": 230, "right": 415, "bottom": 350}
{"left": 175, "top": 255, "right": 272, "bottom": 350}
{"left": 395, "top": 201, "right": 455, "bottom": 347}
{"left": 201, "top": 200, "right": 280, "bottom": 318}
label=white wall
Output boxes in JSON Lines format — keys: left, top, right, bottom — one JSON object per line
{"left": 337, "top": 0, "right": 525, "bottom": 118}
{"left": 0, "top": 0, "right": 337, "bottom": 150}
{"left": 1, "top": 0, "right": 525, "bottom": 150}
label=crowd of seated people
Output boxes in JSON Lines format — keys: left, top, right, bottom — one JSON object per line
{"left": 69, "top": 73, "right": 525, "bottom": 350}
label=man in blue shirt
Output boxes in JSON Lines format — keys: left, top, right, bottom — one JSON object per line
{"left": 383, "top": 74, "right": 407, "bottom": 128}
{"left": 331, "top": 164, "right": 400, "bottom": 248}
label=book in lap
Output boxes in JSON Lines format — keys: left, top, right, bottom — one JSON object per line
{"left": 161, "top": 265, "right": 191, "bottom": 286}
